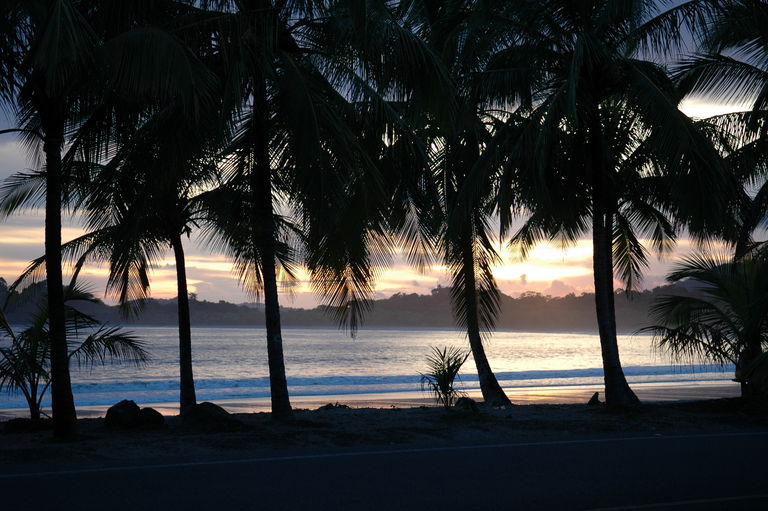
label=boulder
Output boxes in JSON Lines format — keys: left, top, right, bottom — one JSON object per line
{"left": 587, "top": 392, "right": 602, "bottom": 406}
{"left": 195, "top": 401, "right": 230, "bottom": 417}
{"left": 454, "top": 397, "right": 480, "bottom": 413}
{"left": 105, "top": 400, "right": 142, "bottom": 429}
{"left": 139, "top": 407, "right": 165, "bottom": 427}
{"left": 182, "top": 402, "right": 240, "bottom": 429}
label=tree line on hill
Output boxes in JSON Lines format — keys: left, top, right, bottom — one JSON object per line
{"left": 0, "top": 279, "right": 700, "bottom": 333}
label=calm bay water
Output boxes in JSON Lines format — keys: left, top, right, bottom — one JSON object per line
{"left": 0, "top": 326, "right": 734, "bottom": 409}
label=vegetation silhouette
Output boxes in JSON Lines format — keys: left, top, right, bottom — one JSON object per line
{"left": 478, "top": 0, "right": 735, "bottom": 406}
{"left": 420, "top": 346, "right": 470, "bottom": 409}
{"left": 383, "top": 1, "right": 514, "bottom": 406}
{"left": 194, "top": 1, "right": 402, "bottom": 419}
{"left": 0, "top": 0, "right": 766, "bottom": 432}
{"left": 644, "top": 251, "right": 768, "bottom": 398}
{"left": 0, "top": 281, "right": 705, "bottom": 335}
{"left": 0, "top": 283, "right": 147, "bottom": 421}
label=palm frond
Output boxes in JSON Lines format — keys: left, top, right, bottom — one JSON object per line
{"left": 0, "top": 170, "right": 46, "bottom": 216}
{"left": 68, "top": 326, "right": 149, "bottom": 368}
{"left": 420, "top": 345, "right": 470, "bottom": 408}
{"left": 613, "top": 211, "right": 649, "bottom": 291}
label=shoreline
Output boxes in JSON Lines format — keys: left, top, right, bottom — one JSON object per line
{"left": 0, "top": 380, "right": 741, "bottom": 420}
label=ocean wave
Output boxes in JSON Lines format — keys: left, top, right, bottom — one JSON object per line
{"left": 0, "top": 364, "right": 734, "bottom": 409}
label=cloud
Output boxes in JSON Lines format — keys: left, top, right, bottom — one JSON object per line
{"left": 544, "top": 280, "right": 577, "bottom": 296}
{"left": 0, "top": 185, "right": 725, "bottom": 310}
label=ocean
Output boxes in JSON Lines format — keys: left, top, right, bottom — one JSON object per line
{"left": 0, "top": 326, "right": 735, "bottom": 411}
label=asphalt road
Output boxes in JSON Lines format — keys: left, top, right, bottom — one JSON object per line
{"left": 2, "top": 431, "right": 767, "bottom": 510}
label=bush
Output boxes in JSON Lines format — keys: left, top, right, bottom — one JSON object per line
{"left": 420, "top": 346, "right": 470, "bottom": 408}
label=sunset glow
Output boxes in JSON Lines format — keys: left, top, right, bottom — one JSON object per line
{"left": 679, "top": 98, "right": 752, "bottom": 119}
{"left": 0, "top": 101, "right": 747, "bottom": 308}
{"left": 0, "top": 205, "right": 723, "bottom": 308}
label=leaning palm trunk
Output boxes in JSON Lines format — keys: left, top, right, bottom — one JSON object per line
{"left": 42, "top": 113, "right": 77, "bottom": 438}
{"left": 592, "top": 195, "right": 639, "bottom": 407}
{"left": 459, "top": 242, "right": 511, "bottom": 407}
{"left": 588, "top": 111, "right": 639, "bottom": 408}
{"left": 260, "top": 237, "right": 292, "bottom": 419}
{"left": 171, "top": 233, "right": 197, "bottom": 412}
{"left": 253, "top": 84, "right": 292, "bottom": 419}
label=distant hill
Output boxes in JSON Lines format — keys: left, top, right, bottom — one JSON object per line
{"left": 0, "top": 278, "right": 702, "bottom": 333}
{"left": 315, "top": 285, "right": 692, "bottom": 332}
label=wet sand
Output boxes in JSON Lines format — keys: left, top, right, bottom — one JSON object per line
{"left": 0, "top": 380, "right": 741, "bottom": 420}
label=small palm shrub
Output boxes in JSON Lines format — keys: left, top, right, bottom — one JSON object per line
{"left": 643, "top": 252, "right": 768, "bottom": 398}
{"left": 0, "top": 284, "right": 149, "bottom": 420}
{"left": 420, "top": 346, "right": 470, "bottom": 408}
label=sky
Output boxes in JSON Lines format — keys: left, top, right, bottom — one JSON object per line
{"left": 0, "top": 99, "right": 749, "bottom": 309}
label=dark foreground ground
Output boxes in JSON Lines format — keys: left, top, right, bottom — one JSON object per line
{"left": 1, "top": 399, "right": 767, "bottom": 510}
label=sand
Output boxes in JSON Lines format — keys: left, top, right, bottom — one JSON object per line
{"left": 2, "top": 381, "right": 766, "bottom": 473}
{"left": 0, "top": 380, "right": 740, "bottom": 420}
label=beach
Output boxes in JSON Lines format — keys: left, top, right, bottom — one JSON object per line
{"left": 0, "top": 329, "right": 753, "bottom": 473}
{"left": 3, "top": 380, "right": 766, "bottom": 510}
{"left": 1, "top": 381, "right": 756, "bottom": 467}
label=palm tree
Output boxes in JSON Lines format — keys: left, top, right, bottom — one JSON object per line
{"left": 482, "top": 0, "right": 734, "bottom": 406}
{"left": 673, "top": 0, "right": 768, "bottom": 259}
{"left": 2, "top": 87, "right": 222, "bottom": 417}
{"left": 199, "top": 0, "right": 399, "bottom": 419}
{"left": 71, "top": 67, "right": 226, "bottom": 412}
{"left": 77, "top": 121, "right": 219, "bottom": 414}
{"left": 386, "top": 0, "right": 512, "bottom": 406}
{"left": 0, "top": 0, "right": 214, "bottom": 437}
{"left": 675, "top": 0, "right": 768, "bottom": 117}
{"left": 644, "top": 251, "right": 768, "bottom": 398}
{"left": 420, "top": 345, "right": 470, "bottom": 409}
{"left": 0, "top": 283, "right": 148, "bottom": 421}
{"left": 0, "top": 0, "right": 109, "bottom": 438}
{"left": 690, "top": 110, "right": 768, "bottom": 259}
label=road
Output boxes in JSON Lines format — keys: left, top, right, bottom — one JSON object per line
{"left": 2, "top": 431, "right": 767, "bottom": 510}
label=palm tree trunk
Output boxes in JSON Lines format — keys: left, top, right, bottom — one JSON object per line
{"left": 592, "top": 198, "right": 639, "bottom": 407}
{"left": 737, "top": 338, "right": 763, "bottom": 398}
{"left": 23, "top": 382, "right": 41, "bottom": 421}
{"left": 171, "top": 233, "right": 197, "bottom": 413}
{"left": 27, "top": 396, "right": 41, "bottom": 422}
{"left": 42, "top": 112, "right": 77, "bottom": 438}
{"left": 460, "top": 238, "right": 511, "bottom": 407}
{"left": 588, "top": 108, "right": 638, "bottom": 408}
{"left": 253, "top": 79, "right": 292, "bottom": 420}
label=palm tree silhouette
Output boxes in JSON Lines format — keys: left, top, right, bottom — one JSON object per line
{"left": 645, "top": 251, "right": 768, "bottom": 398}
{"left": 389, "top": 0, "right": 513, "bottom": 406}
{"left": 0, "top": 0, "right": 213, "bottom": 435}
{"left": 80, "top": 104, "right": 222, "bottom": 414}
{"left": 484, "top": 0, "right": 733, "bottom": 406}
{"left": 199, "top": 0, "right": 395, "bottom": 418}
{"left": 0, "top": 282, "right": 148, "bottom": 421}
{"left": 674, "top": 0, "right": 768, "bottom": 259}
